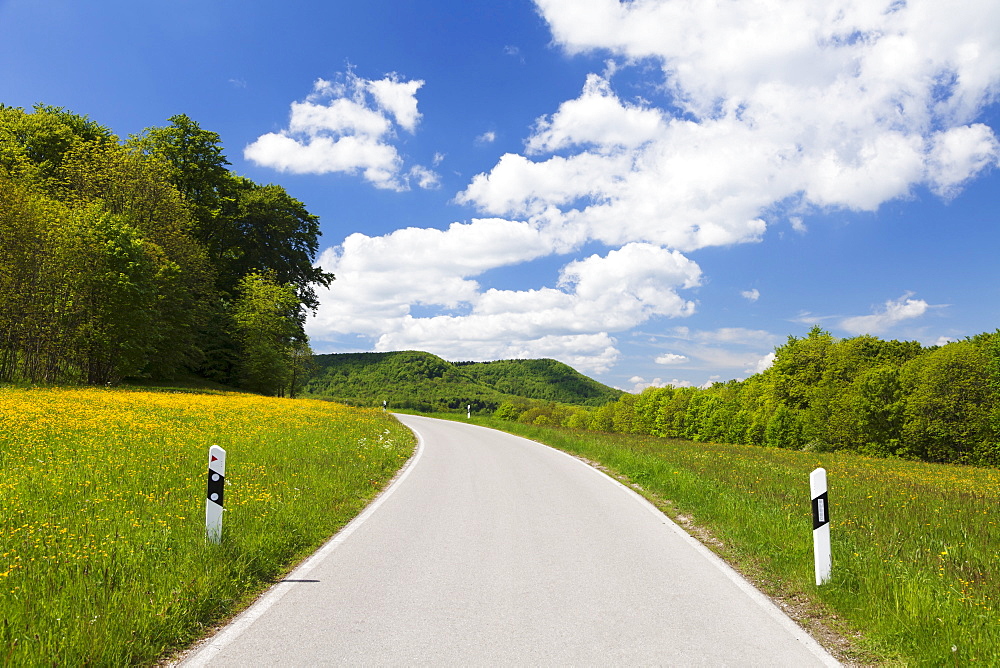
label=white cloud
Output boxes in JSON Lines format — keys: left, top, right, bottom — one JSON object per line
{"left": 307, "top": 236, "right": 700, "bottom": 374}
{"left": 795, "top": 296, "right": 944, "bottom": 338}
{"left": 641, "top": 327, "right": 781, "bottom": 377}
{"left": 557, "top": 243, "right": 701, "bottom": 322}
{"left": 526, "top": 73, "right": 664, "bottom": 153}
{"left": 456, "top": 0, "right": 1000, "bottom": 250}
{"left": 745, "top": 352, "right": 776, "bottom": 375}
{"left": 366, "top": 75, "right": 423, "bottom": 132}
{"left": 684, "top": 327, "right": 780, "bottom": 348}
{"left": 459, "top": 103, "right": 773, "bottom": 251}
{"left": 245, "top": 72, "right": 438, "bottom": 190}
{"left": 741, "top": 289, "right": 760, "bottom": 302}
{"left": 625, "top": 376, "right": 694, "bottom": 392}
{"left": 683, "top": 346, "right": 774, "bottom": 370}
{"left": 927, "top": 124, "right": 1000, "bottom": 197}
{"left": 476, "top": 131, "right": 497, "bottom": 145}
{"left": 791, "top": 311, "right": 834, "bottom": 327}
{"left": 840, "top": 293, "right": 935, "bottom": 335}
{"left": 408, "top": 165, "right": 441, "bottom": 190}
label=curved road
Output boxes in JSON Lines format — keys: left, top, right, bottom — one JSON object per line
{"left": 181, "top": 414, "right": 838, "bottom": 666}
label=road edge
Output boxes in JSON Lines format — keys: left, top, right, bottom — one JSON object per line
{"left": 548, "top": 443, "right": 843, "bottom": 667}
{"left": 171, "top": 418, "right": 426, "bottom": 667}
{"left": 433, "top": 417, "right": 843, "bottom": 667}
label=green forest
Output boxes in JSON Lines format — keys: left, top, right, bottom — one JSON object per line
{"left": 306, "top": 351, "right": 622, "bottom": 411}
{"left": 0, "top": 104, "right": 331, "bottom": 395}
{"left": 507, "top": 327, "right": 1000, "bottom": 467}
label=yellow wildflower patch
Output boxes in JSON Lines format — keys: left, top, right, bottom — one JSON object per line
{"left": 0, "top": 386, "right": 414, "bottom": 665}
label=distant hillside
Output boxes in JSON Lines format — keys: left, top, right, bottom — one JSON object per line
{"left": 454, "top": 358, "right": 622, "bottom": 406}
{"left": 305, "top": 351, "right": 622, "bottom": 412}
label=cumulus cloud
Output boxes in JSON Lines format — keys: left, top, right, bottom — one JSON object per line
{"left": 366, "top": 76, "right": 423, "bottom": 131}
{"left": 307, "top": 236, "right": 701, "bottom": 374}
{"left": 840, "top": 293, "right": 937, "bottom": 335}
{"left": 408, "top": 165, "right": 441, "bottom": 189}
{"left": 457, "top": 0, "right": 1000, "bottom": 250}
{"left": 526, "top": 73, "right": 664, "bottom": 153}
{"left": 741, "top": 289, "right": 760, "bottom": 302}
{"left": 927, "top": 124, "right": 1000, "bottom": 197}
{"left": 745, "top": 352, "right": 776, "bottom": 375}
{"left": 245, "top": 72, "right": 438, "bottom": 190}
{"left": 655, "top": 353, "right": 688, "bottom": 365}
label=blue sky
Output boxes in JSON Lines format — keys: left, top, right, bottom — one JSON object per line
{"left": 2, "top": 0, "right": 998, "bottom": 391}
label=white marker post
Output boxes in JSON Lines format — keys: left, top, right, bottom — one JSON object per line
{"left": 206, "top": 445, "right": 226, "bottom": 543}
{"left": 810, "top": 467, "right": 831, "bottom": 585}
{"left": 467, "top": 404, "right": 471, "bottom": 419}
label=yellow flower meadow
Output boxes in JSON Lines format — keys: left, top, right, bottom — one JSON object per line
{"left": 0, "top": 386, "right": 414, "bottom": 666}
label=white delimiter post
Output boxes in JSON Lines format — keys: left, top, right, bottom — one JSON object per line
{"left": 206, "top": 445, "right": 226, "bottom": 543}
{"left": 467, "top": 404, "right": 471, "bottom": 419}
{"left": 810, "top": 467, "right": 831, "bottom": 585}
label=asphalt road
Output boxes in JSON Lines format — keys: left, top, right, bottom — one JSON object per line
{"left": 180, "top": 414, "right": 838, "bottom": 666}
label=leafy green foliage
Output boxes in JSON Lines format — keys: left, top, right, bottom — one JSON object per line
{"left": 128, "top": 113, "right": 230, "bottom": 228}
{"left": 0, "top": 105, "right": 329, "bottom": 393}
{"left": 899, "top": 341, "right": 995, "bottom": 464}
{"left": 129, "top": 116, "right": 333, "bottom": 311}
{"left": 525, "top": 328, "right": 1000, "bottom": 467}
{"left": 220, "top": 177, "right": 332, "bottom": 310}
{"left": 231, "top": 272, "right": 307, "bottom": 397}
{"left": 0, "top": 103, "right": 113, "bottom": 188}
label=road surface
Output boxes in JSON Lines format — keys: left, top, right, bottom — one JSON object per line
{"left": 180, "top": 414, "right": 838, "bottom": 666}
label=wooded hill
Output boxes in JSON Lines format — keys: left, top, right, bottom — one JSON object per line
{"left": 305, "top": 351, "right": 623, "bottom": 411}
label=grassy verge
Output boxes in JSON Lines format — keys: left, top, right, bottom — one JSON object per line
{"left": 440, "top": 414, "right": 999, "bottom": 665}
{"left": 0, "top": 386, "right": 415, "bottom": 666}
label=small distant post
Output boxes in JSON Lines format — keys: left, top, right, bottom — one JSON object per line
{"left": 383, "top": 400, "right": 387, "bottom": 412}
{"left": 467, "top": 404, "right": 471, "bottom": 419}
{"left": 206, "top": 445, "right": 226, "bottom": 543}
{"left": 810, "top": 467, "right": 831, "bottom": 585}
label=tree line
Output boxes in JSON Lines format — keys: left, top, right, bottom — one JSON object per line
{"left": 0, "top": 104, "right": 332, "bottom": 394}
{"left": 502, "top": 327, "right": 1000, "bottom": 467}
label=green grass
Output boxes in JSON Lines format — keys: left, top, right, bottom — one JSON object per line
{"left": 0, "top": 387, "right": 415, "bottom": 666}
{"left": 446, "top": 414, "right": 1000, "bottom": 666}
